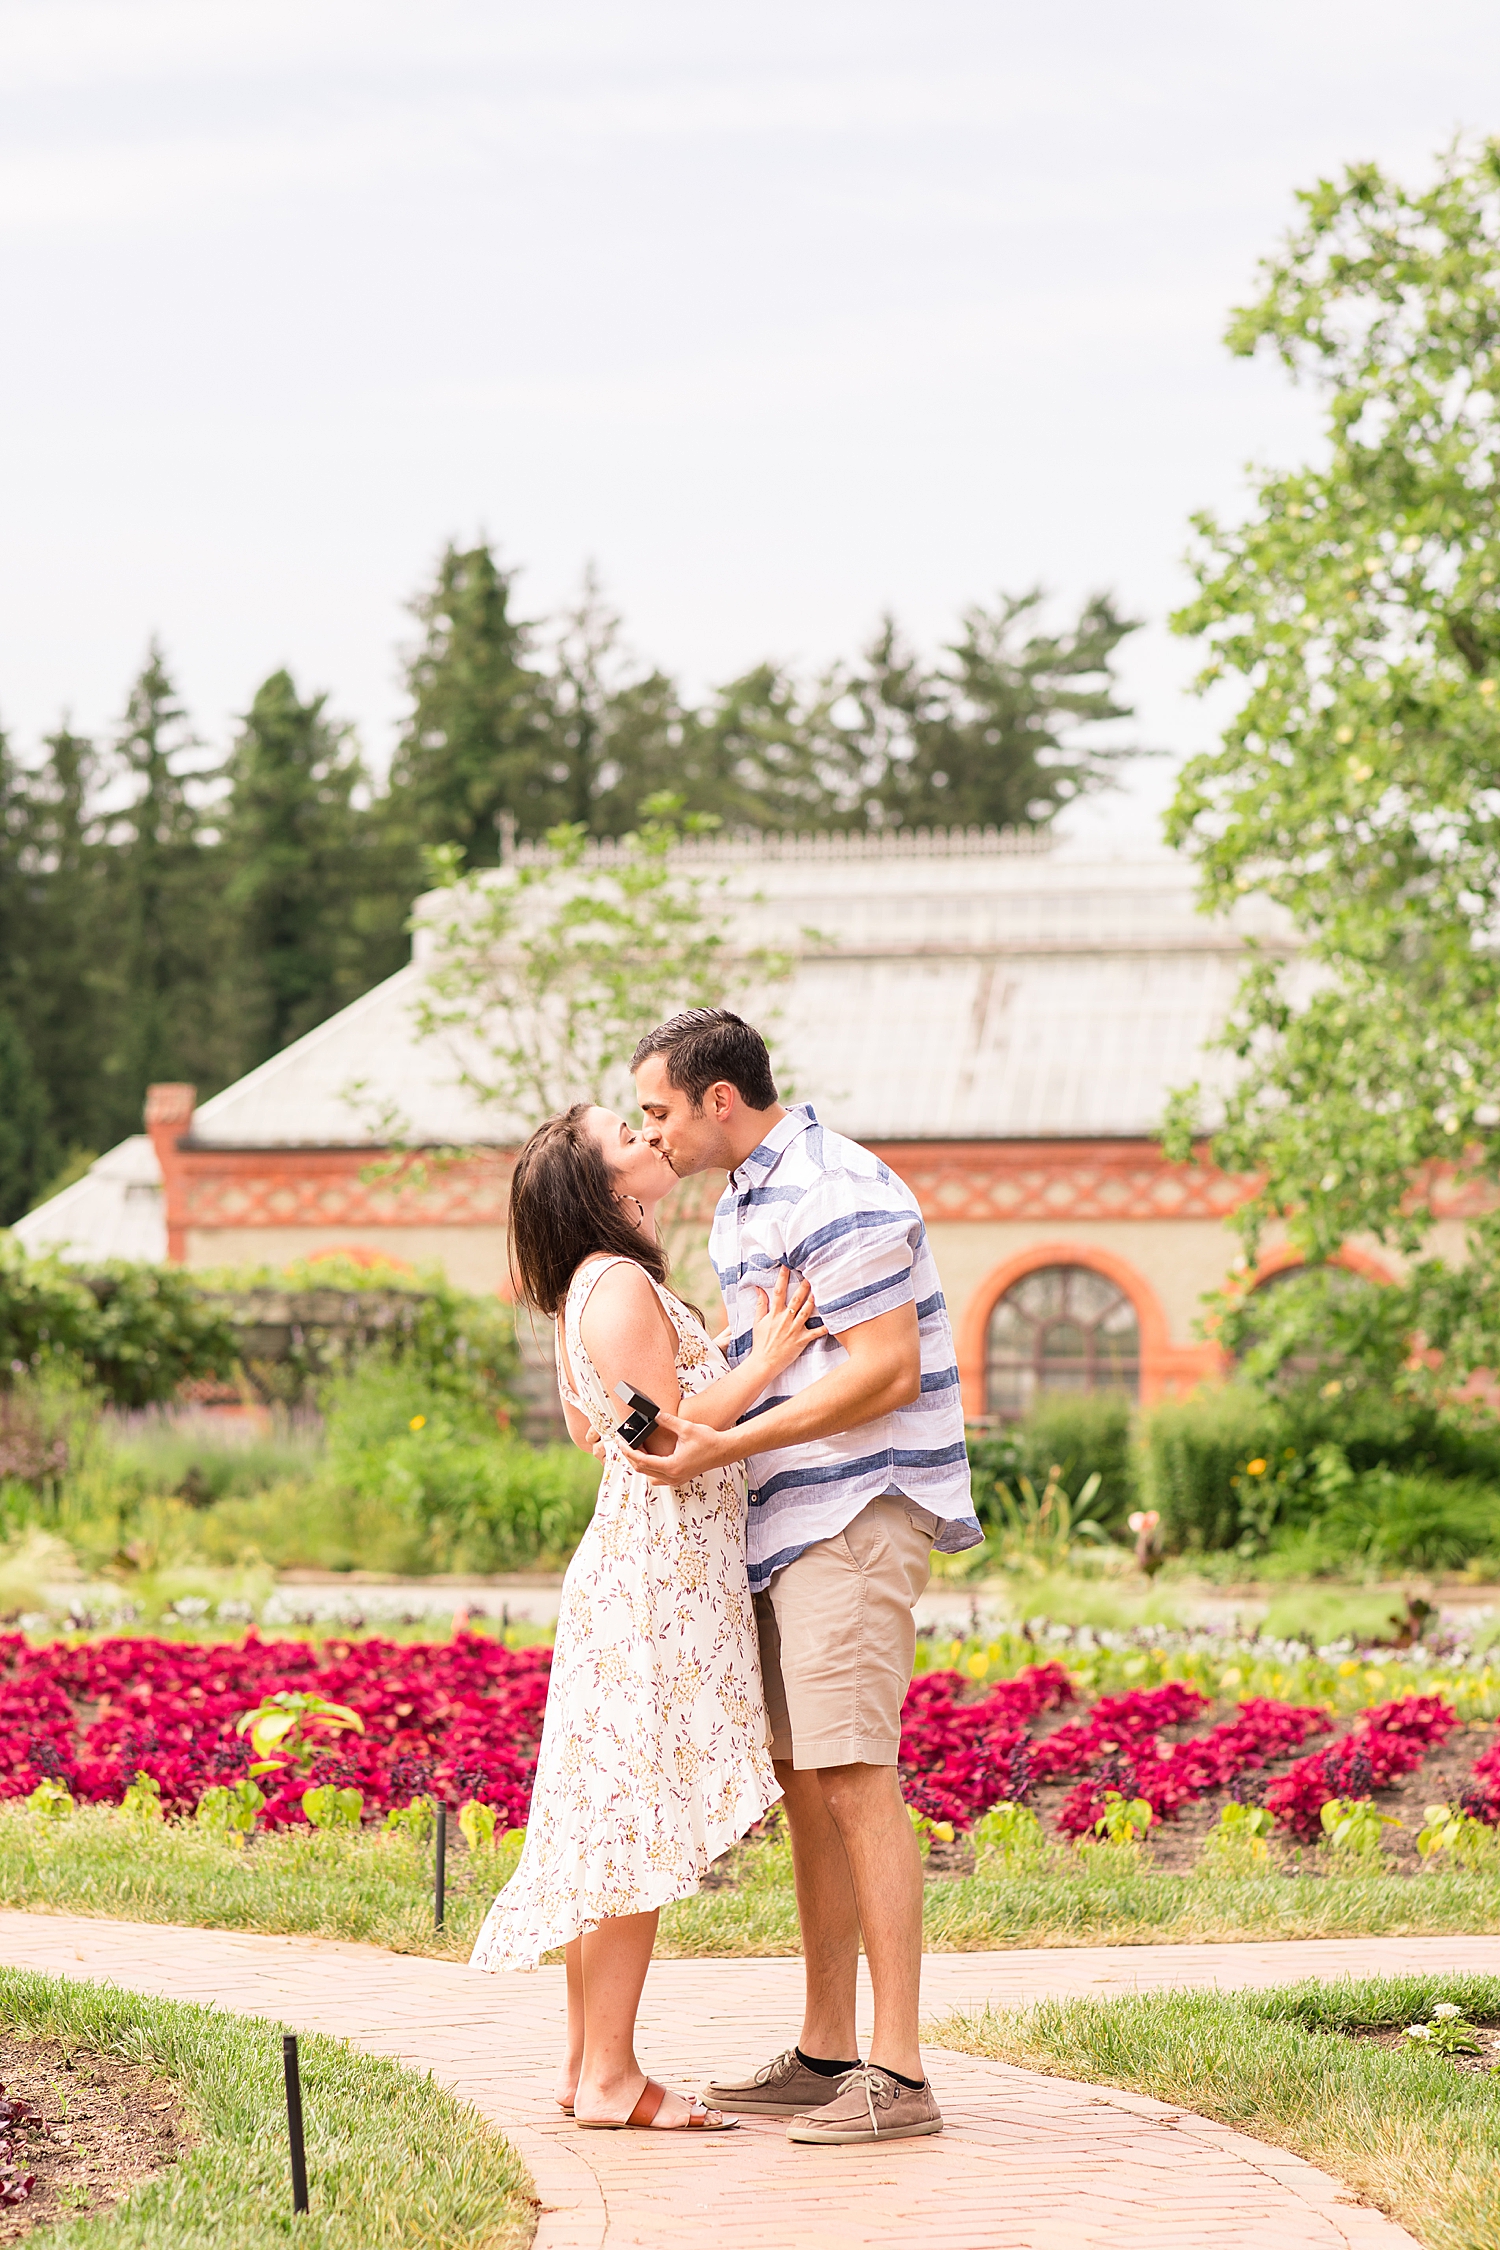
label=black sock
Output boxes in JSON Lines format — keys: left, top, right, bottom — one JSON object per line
{"left": 795, "top": 2047, "right": 860, "bottom": 2077}
{"left": 875, "top": 2064, "right": 926, "bottom": 2091}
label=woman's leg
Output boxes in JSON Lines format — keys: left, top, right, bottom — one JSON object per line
{"left": 574, "top": 1909, "right": 699, "bottom": 2126}
{"left": 558, "top": 1939, "right": 585, "bottom": 2108}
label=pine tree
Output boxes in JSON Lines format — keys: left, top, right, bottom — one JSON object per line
{"left": 845, "top": 591, "right": 1142, "bottom": 829}
{"left": 221, "top": 669, "right": 375, "bottom": 1060}
{"left": 385, "top": 544, "right": 547, "bottom": 862}
{"left": 18, "top": 725, "right": 114, "bottom": 1158}
{"left": 100, "top": 644, "right": 227, "bottom": 1136}
{"left": 0, "top": 1006, "right": 58, "bottom": 1225}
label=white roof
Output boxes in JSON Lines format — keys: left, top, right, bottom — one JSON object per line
{"left": 11, "top": 1136, "right": 166, "bottom": 1263}
{"left": 186, "top": 828, "right": 1289, "bottom": 1149}
{"left": 14, "top": 829, "right": 1296, "bottom": 1261}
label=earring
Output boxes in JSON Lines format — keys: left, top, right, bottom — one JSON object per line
{"left": 618, "top": 1194, "right": 645, "bottom": 1224}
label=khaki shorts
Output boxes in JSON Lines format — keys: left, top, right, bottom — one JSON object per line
{"left": 753, "top": 1494, "right": 935, "bottom": 1770}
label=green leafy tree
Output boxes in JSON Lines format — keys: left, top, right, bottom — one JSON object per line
{"left": 221, "top": 669, "right": 376, "bottom": 1060}
{"left": 385, "top": 543, "right": 547, "bottom": 863}
{"left": 1166, "top": 140, "right": 1500, "bottom": 1385}
{"left": 409, "top": 799, "right": 784, "bottom": 1130}
{"left": 844, "top": 590, "right": 1142, "bottom": 829}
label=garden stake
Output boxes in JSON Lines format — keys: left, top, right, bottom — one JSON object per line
{"left": 282, "top": 2033, "right": 309, "bottom": 2214}
{"left": 435, "top": 1803, "right": 447, "bottom": 1929}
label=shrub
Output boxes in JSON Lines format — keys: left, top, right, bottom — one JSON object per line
{"left": 0, "top": 1243, "right": 237, "bottom": 1408}
{"left": 195, "top": 1252, "right": 520, "bottom": 1413}
{"left": 1302, "top": 1469, "right": 1500, "bottom": 1573}
{"left": 1141, "top": 1385, "right": 1279, "bottom": 1552}
{"left": 319, "top": 1358, "right": 598, "bottom": 1572}
{"left": 1141, "top": 1381, "right": 1500, "bottom": 1558}
{"left": 968, "top": 1391, "right": 1138, "bottom": 1534}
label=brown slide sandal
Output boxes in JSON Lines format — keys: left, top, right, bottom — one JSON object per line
{"left": 575, "top": 2079, "right": 738, "bottom": 2132}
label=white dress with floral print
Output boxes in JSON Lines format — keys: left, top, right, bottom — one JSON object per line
{"left": 471, "top": 1257, "right": 780, "bottom": 1970}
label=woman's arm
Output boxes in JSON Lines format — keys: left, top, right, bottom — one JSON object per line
{"left": 674, "top": 1267, "right": 819, "bottom": 1433}
{"left": 575, "top": 1262, "right": 684, "bottom": 1457}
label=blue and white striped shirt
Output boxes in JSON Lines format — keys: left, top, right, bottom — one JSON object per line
{"left": 709, "top": 1104, "right": 984, "bottom": 1595}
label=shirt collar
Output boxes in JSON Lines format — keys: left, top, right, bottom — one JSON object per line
{"left": 728, "top": 1103, "right": 817, "bottom": 1193}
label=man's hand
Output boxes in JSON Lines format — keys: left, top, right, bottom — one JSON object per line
{"left": 620, "top": 1411, "right": 735, "bottom": 1487}
{"left": 620, "top": 1302, "right": 921, "bottom": 1486}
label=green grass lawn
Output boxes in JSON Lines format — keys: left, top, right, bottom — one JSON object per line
{"left": 0, "top": 1965, "right": 532, "bottom": 2249}
{"left": 8, "top": 1808, "right": 1500, "bottom": 1960}
{"left": 928, "top": 1973, "right": 1500, "bottom": 2250}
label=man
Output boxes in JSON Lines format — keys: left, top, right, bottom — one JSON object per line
{"left": 626, "top": 1007, "right": 983, "bottom": 2146}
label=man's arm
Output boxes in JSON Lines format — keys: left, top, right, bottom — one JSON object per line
{"left": 620, "top": 1301, "right": 921, "bottom": 1485}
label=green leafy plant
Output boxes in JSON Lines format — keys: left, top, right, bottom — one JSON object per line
{"left": 907, "top": 1807, "right": 956, "bottom": 1858}
{"left": 301, "top": 1783, "right": 364, "bottom": 1832}
{"left": 993, "top": 1466, "right": 1107, "bottom": 1575}
{"left": 235, "top": 1689, "right": 364, "bottom": 1777}
{"left": 1091, "top": 1791, "right": 1154, "bottom": 1845}
{"left": 384, "top": 1795, "right": 437, "bottom": 1843}
{"left": 1320, "top": 1795, "right": 1400, "bottom": 1856}
{"left": 119, "top": 1770, "right": 163, "bottom": 1824}
{"left": 971, "top": 1801, "right": 1046, "bottom": 1865}
{"left": 1204, "top": 1800, "right": 1276, "bottom": 1862}
{"left": 24, "top": 1780, "right": 71, "bottom": 1821}
{"left": 458, "top": 1799, "right": 497, "bottom": 1852}
{"left": 193, "top": 1778, "right": 265, "bottom": 1843}
{"left": 1416, "top": 1802, "right": 1500, "bottom": 1868}
{"left": 1405, "top": 1999, "right": 1484, "bottom": 2056}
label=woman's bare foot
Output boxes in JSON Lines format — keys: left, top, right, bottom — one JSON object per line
{"left": 574, "top": 2073, "right": 723, "bottom": 2129}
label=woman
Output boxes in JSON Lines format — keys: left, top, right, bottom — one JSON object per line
{"left": 471, "top": 1101, "right": 817, "bottom": 2132}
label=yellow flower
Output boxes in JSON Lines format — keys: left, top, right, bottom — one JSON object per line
{"left": 1338, "top": 1660, "right": 1360, "bottom": 1677}
{"left": 966, "top": 1653, "right": 990, "bottom": 1680}
{"left": 1220, "top": 1667, "right": 1242, "bottom": 1691}
{"left": 1245, "top": 1459, "right": 1268, "bottom": 1477}
{"left": 409, "top": 1415, "right": 427, "bottom": 1431}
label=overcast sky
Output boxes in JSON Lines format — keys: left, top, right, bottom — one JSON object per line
{"left": 3, "top": 1, "right": 1496, "bottom": 836}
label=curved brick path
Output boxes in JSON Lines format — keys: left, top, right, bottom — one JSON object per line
{"left": 0, "top": 1913, "right": 1475, "bottom": 2248}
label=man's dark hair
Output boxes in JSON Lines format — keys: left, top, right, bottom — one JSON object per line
{"left": 631, "top": 1008, "right": 778, "bottom": 1111}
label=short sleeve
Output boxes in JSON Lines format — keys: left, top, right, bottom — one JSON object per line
{"left": 779, "top": 1170, "right": 921, "bottom": 1337}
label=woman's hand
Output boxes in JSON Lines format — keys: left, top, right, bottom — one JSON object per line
{"left": 744, "top": 1266, "right": 821, "bottom": 1381}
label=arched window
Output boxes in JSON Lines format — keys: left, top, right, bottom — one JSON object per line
{"left": 985, "top": 1263, "right": 1141, "bottom": 1418}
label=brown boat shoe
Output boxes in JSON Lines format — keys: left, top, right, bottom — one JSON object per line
{"left": 785, "top": 2064, "right": 943, "bottom": 2144}
{"left": 701, "top": 2047, "right": 853, "bottom": 2118}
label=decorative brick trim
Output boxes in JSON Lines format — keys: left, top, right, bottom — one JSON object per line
{"left": 869, "top": 1139, "right": 1252, "bottom": 1224}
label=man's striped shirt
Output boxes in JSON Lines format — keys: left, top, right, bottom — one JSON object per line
{"left": 709, "top": 1104, "right": 983, "bottom": 1595}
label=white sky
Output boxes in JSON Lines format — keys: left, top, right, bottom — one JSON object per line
{"left": 2, "top": 1, "right": 1495, "bottom": 837}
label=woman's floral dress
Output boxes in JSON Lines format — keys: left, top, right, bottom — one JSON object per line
{"left": 471, "top": 1256, "right": 780, "bottom": 1970}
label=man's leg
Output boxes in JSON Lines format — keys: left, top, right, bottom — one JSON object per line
{"left": 775, "top": 1759, "right": 861, "bottom": 2061}
{"left": 816, "top": 1761, "right": 924, "bottom": 2081}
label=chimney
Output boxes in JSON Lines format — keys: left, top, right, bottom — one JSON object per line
{"left": 144, "top": 1084, "right": 196, "bottom": 1263}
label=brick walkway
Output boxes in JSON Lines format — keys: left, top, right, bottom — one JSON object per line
{"left": 0, "top": 1913, "right": 1477, "bottom": 2248}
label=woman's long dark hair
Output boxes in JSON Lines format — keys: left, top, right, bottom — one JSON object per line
{"left": 508, "top": 1103, "right": 671, "bottom": 1316}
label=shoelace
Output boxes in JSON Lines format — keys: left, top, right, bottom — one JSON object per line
{"left": 835, "top": 2065, "right": 898, "bottom": 2137}
{"left": 756, "top": 2049, "right": 798, "bottom": 2087}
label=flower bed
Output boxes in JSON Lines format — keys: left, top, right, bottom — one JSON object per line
{"left": 0, "top": 1628, "right": 1475, "bottom": 1846}
{"left": 0, "top": 1631, "right": 548, "bottom": 1828}
{"left": 1262, "top": 1694, "right": 1460, "bottom": 1838}
{"left": 899, "top": 1669, "right": 1331, "bottom": 1834}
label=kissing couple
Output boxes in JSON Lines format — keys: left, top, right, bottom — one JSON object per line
{"left": 471, "top": 1009, "right": 982, "bottom": 2144}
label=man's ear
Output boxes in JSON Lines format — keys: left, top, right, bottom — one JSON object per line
{"left": 706, "top": 1081, "right": 736, "bottom": 1124}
